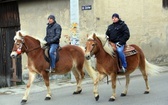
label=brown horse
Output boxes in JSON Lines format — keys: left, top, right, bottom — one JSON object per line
{"left": 10, "top": 31, "right": 98, "bottom": 104}
{"left": 85, "top": 33, "right": 161, "bottom": 101}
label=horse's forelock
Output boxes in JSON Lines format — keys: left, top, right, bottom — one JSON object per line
{"left": 14, "top": 30, "right": 26, "bottom": 41}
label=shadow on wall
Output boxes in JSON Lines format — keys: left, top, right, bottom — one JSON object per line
{"left": 141, "top": 35, "right": 168, "bottom": 65}
{"left": 166, "top": 25, "right": 168, "bottom": 46}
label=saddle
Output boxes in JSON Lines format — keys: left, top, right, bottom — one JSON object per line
{"left": 109, "top": 42, "right": 137, "bottom": 57}
{"left": 109, "top": 42, "right": 138, "bottom": 73}
{"left": 42, "top": 45, "right": 61, "bottom": 63}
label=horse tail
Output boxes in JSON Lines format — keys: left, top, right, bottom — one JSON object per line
{"left": 135, "top": 44, "right": 163, "bottom": 76}
{"left": 79, "top": 46, "right": 98, "bottom": 81}
{"left": 145, "top": 59, "right": 163, "bottom": 76}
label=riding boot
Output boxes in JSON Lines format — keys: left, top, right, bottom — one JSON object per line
{"left": 121, "top": 66, "right": 126, "bottom": 72}
{"left": 50, "top": 68, "right": 55, "bottom": 73}
{"left": 118, "top": 66, "right": 126, "bottom": 73}
{"left": 45, "top": 68, "right": 55, "bottom": 73}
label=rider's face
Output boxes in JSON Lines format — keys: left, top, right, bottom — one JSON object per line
{"left": 48, "top": 18, "right": 54, "bottom": 24}
{"left": 112, "top": 17, "right": 119, "bottom": 23}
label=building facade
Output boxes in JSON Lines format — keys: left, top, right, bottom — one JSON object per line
{"left": 18, "top": 0, "right": 168, "bottom": 67}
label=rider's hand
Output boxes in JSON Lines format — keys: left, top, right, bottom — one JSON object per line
{"left": 45, "top": 43, "right": 49, "bottom": 46}
{"left": 116, "top": 42, "right": 122, "bottom": 47}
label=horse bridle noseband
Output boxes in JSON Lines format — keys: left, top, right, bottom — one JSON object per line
{"left": 15, "top": 37, "right": 41, "bottom": 53}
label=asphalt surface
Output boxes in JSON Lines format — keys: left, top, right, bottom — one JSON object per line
{"left": 0, "top": 71, "right": 168, "bottom": 105}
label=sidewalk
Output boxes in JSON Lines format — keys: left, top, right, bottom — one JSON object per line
{"left": 0, "top": 66, "right": 167, "bottom": 95}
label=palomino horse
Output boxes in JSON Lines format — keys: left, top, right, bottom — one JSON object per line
{"left": 85, "top": 33, "right": 161, "bottom": 101}
{"left": 10, "top": 31, "right": 97, "bottom": 104}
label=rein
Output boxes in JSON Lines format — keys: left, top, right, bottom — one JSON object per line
{"left": 23, "top": 43, "right": 41, "bottom": 53}
{"left": 104, "top": 39, "right": 110, "bottom": 84}
{"left": 90, "top": 43, "right": 96, "bottom": 56}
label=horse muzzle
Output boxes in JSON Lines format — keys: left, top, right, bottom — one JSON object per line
{"left": 10, "top": 51, "right": 18, "bottom": 58}
{"left": 85, "top": 52, "right": 91, "bottom": 60}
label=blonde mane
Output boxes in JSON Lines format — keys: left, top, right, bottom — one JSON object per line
{"left": 88, "top": 34, "right": 114, "bottom": 57}
{"left": 14, "top": 30, "right": 26, "bottom": 41}
{"left": 14, "top": 30, "right": 47, "bottom": 47}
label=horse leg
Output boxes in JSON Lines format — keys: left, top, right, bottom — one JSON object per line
{"left": 76, "top": 68, "right": 85, "bottom": 94}
{"left": 121, "top": 74, "right": 130, "bottom": 96}
{"left": 93, "top": 73, "right": 106, "bottom": 101}
{"left": 72, "top": 68, "right": 82, "bottom": 94}
{"left": 139, "top": 69, "right": 150, "bottom": 94}
{"left": 41, "top": 71, "right": 52, "bottom": 100}
{"left": 109, "top": 73, "right": 117, "bottom": 101}
{"left": 21, "top": 71, "right": 36, "bottom": 104}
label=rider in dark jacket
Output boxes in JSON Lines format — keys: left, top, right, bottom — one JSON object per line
{"left": 106, "top": 16, "right": 130, "bottom": 45}
{"left": 44, "top": 15, "right": 62, "bottom": 73}
{"left": 44, "top": 17, "right": 61, "bottom": 44}
{"left": 106, "top": 13, "right": 130, "bottom": 72}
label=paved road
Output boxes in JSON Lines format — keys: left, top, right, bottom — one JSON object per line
{"left": 0, "top": 72, "right": 168, "bottom": 105}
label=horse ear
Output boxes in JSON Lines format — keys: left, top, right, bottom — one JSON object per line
{"left": 93, "top": 33, "right": 97, "bottom": 39}
{"left": 19, "top": 32, "right": 23, "bottom": 37}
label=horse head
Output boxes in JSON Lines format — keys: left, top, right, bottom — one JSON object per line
{"left": 85, "top": 33, "right": 115, "bottom": 60}
{"left": 10, "top": 31, "right": 27, "bottom": 58}
{"left": 85, "top": 33, "right": 100, "bottom": 60}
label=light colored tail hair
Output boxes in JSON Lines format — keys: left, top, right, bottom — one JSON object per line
{"left": 145, "top": 59, "right": 164, "bottom": 76}
{"left": 79, "top": 46, "right": 98, "bottom": 81}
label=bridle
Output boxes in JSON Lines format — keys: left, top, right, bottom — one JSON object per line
{"left": 87, "top": 38, "right": 108, "bottom": 56}
{"left": 15, "top": 37, "right": 41, "bottom": 54}
{"left": 87, "top": 39, "right": 97, "bottom": 56}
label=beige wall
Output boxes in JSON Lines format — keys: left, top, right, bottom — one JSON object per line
{"left": 18, "top": 0, "right": 70, "bottom": 44}
{"left": 81, "top": 0, "right": 168, "bottom": 64}
{"left": 18, "top": 0, "right": 71, "bottom": 67}
{"left": 18, "top": 0, "right": 168, "bottom": 67}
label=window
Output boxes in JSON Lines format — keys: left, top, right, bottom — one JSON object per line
{"left": 163, "top": 0, "right": 168, "bottom": 9}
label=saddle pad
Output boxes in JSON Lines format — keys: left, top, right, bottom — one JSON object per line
{"left": 124, "top": 45, "right": 137, "bottom": 57}
{"left": 124, "top": 45, "right": 135, "bottom": 52}
{"left": 125, "top": 50, "right": 137, "bottom": 57}
{"left": 109, "top": 42, "right": 138, "bottom": 57}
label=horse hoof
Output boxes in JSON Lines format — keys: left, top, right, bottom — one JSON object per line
{"left": 95, "top": 95, "right": 99, "bottom": 101}
{"left": 109, "top": 98, "right": 115, "bottom": 102}
{"left": 45, "top": 97, "right": 51, "bottom": 100}
{"left": 144, "top": 91, "right": 149, "bottom": 94}
{"left": 21, "top": 100, "right": 27, "bottom": 105}
{"left": 121, "top": 93, "right": 127, "bottom": 97}
{"left": 73, "top": 89, "right": 82, "bottom": 94}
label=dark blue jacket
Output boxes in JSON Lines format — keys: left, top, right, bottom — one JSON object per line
{"left": 44, "top": 21, "right": 62, "bottom": 44}
{"left": 106, "top": 20, "right": 130, "bottom": 45}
